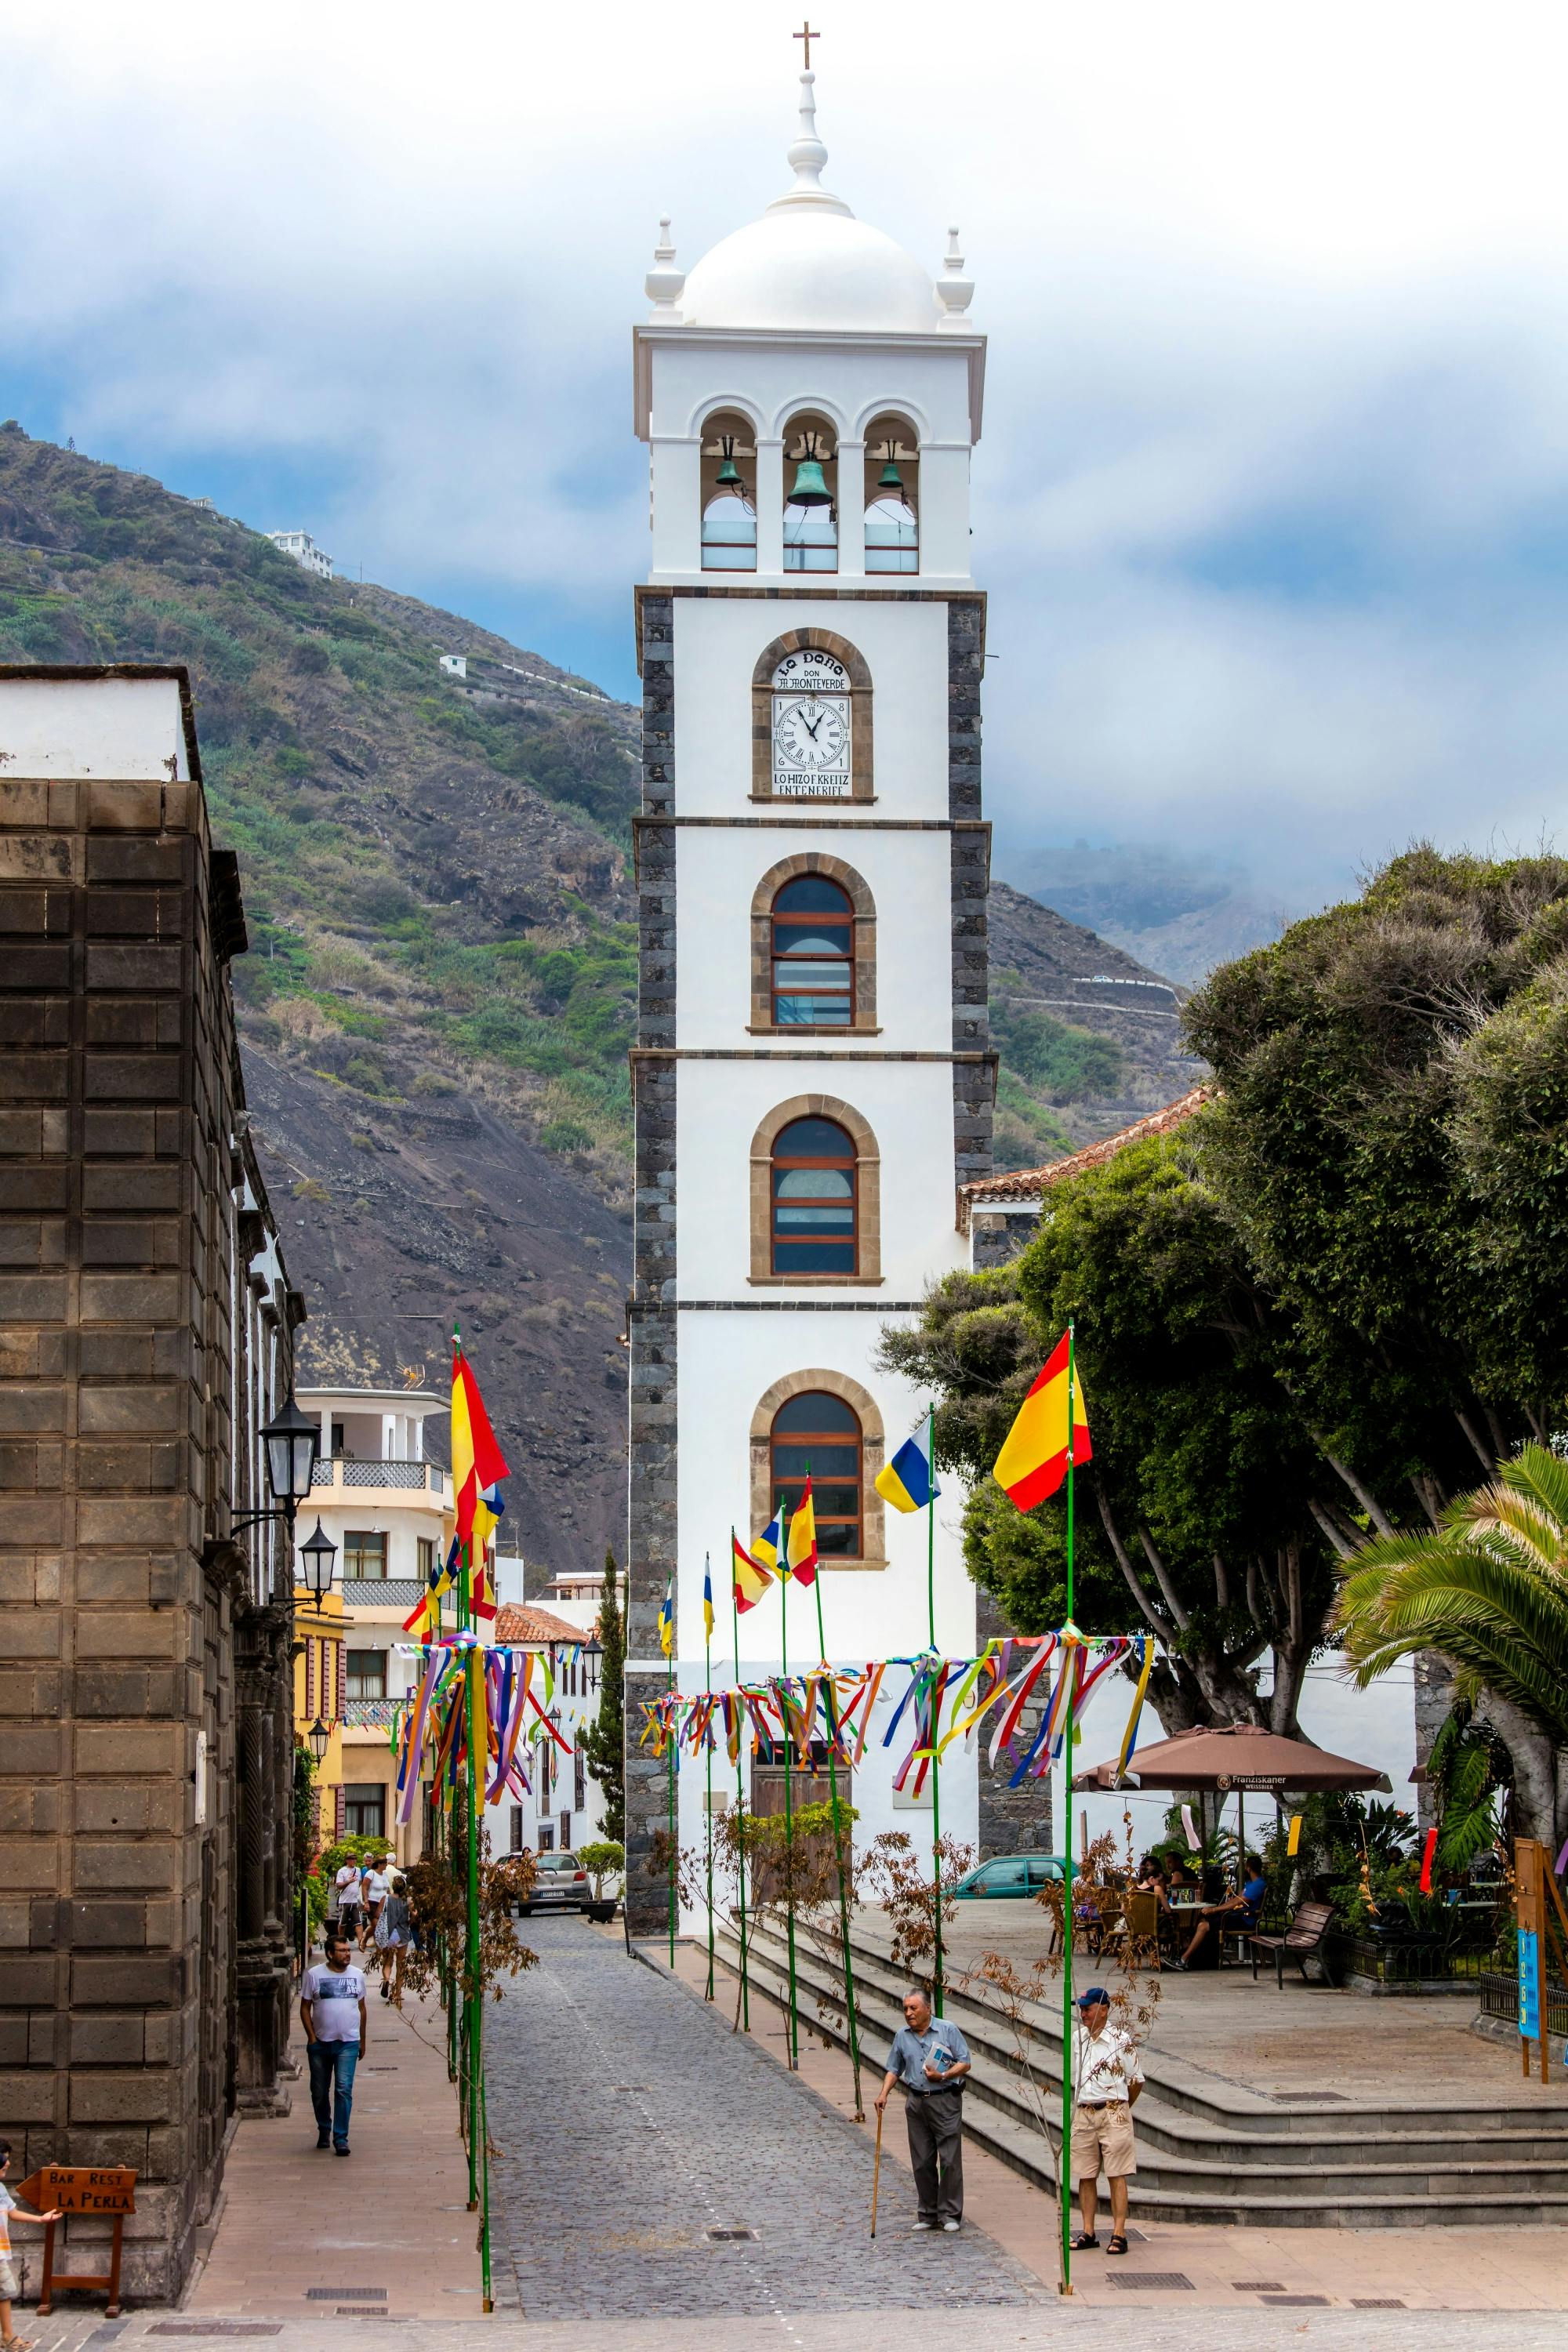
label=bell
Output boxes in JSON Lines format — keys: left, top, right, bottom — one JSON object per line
{"left": 878, "top": 456, "right": 904, "bottom": 490}
{"left": 787, "top": 456, "right": 833, "bottom": 507}
{"left": 716, "top": 454, "right": 742, "bottom": 488}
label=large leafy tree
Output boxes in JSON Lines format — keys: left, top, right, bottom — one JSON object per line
{"left": 1186, "top": 848, "right": 1568, "bottom": 1526}
{"left": 880, "top": 1134, "right": 1342, "bottom": 1737}
{"left": 1336, "top": 1446, "right": 1568, "bottom": 1846}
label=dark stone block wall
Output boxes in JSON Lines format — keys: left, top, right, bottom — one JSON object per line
{"left": 0, "top": 722, "right": 296, "bottom": 2301}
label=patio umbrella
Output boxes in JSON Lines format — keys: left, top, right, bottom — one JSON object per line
{"left": 1072, "top": 1722, "right": 1390, "bottom": 1795}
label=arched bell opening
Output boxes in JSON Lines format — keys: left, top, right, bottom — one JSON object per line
{"left": 782, "top": 412, "right": 839, "bottom": 575}
{"left": 700, "top": 409, "right": 757, "bottom": 572}
{"left": 862, "top": 413, "right": 919, "bottom": 575}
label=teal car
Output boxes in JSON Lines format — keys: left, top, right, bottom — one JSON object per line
{"left": 951, "top": 1853, "right": 1067, "bottom": 1900}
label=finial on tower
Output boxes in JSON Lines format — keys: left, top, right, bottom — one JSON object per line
{"left": 645, "top": 216, "right": 686, "bottom": 321}
{"left": 936, "top": 223, "right": 975, "bottom": 325}
{"left": 769, "top": 53, "right": 852, "bottom": 217}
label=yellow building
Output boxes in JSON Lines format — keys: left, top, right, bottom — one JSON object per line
{"left": 292, "top": 1583, "right": 347, "bottom": 1849}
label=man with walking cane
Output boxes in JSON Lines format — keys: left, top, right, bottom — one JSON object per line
{"left": 874, "top": 1988, "right": 971, "bottom": 2233}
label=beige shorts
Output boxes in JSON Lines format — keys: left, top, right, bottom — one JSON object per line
{"left": 1071, "top": 2100, "right": 1137, "bottom": 2182}
{"left": 0, "top": 2252, "right": 21, "bottom": 2299}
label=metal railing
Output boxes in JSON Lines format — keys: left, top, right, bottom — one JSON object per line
{"left": 344, "top": 1697, "right": 400, "bottom": 1728}
{"left": 311, "top": 1457, "right": 449, "bottom": 1494}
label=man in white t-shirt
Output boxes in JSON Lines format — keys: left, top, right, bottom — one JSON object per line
{"left": 362, "top": 1858, "right": 391, "bottom": 1946}
{"left": 300, "top": 1932, "right": 368, "bottom": 2155}
{"left": 334, "top": 1861, "right": 364, "bottom": 1944}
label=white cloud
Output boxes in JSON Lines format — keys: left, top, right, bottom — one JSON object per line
{"left": 7, "top": 0, "right": 1568, "bottom": 906}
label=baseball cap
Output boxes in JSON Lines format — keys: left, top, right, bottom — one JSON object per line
{"left": 1076, "top": 1986, "right": 1110, "bottom": 2009}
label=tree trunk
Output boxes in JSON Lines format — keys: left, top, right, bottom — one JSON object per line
{"left": 1476, "top": 1686, "right": 1563, "bottom": 1849}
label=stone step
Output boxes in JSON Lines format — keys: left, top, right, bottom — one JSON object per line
{"left": 710, "top": 1918, "right": 1568, "bottom": 2227}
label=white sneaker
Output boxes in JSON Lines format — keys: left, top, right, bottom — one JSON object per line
{"left": 942, "top": 2220, "right": 961, "bottom": 2233}
{"left": 912, "top": 2220, "right": 935, "bottom": 2232}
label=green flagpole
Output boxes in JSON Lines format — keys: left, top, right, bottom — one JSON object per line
{"left": 730, "top": 1532, "right": 751, "bottom": 2032}
{"left": 1058, "top": 1324, "right": 1078, "bottom": 2298}
{"left": 666, "top": 1577, "right": 677, "bottom": 1967}
{"left": 927, "top": 1405, "right": 944, "bottom": 2021}
{"left": 464, "top": 1621, "right": 481, "bottom": 2214}
{"left": 780, "top": 1502, "right": 800, "bottom": 2071}
{"left": 811, "top": 1578, "right": 864, "bottom": 2118}
{"left": 704, "top": 1553, "right": 715, "bottom": 2002}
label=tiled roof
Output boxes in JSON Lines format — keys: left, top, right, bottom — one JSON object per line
{"left": 958, "top": 1084, "right": 1215, "bottom": 1229}
{"left": 492, "top": 1602, "right": 591, "bottom": 1646}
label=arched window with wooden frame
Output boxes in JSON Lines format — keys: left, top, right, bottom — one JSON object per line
{"left": 771, "top": 877, "right": 853, "bottom": 1027}
{"left": 749, "top": 1096, "right": 881, "bottom": 1285}
{"left": 771, "top": 1116, "right": 856, "bottom": 1275}
{"left": 770, "top": 1392, "right": 862, "bottom": 1559}
{"left": 750, "top": 1370, "right": 888, "bottom": 1570}
{"left": 750, "top": 853, "right": 877, "bottom": 1034}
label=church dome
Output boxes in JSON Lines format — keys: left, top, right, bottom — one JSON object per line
{"left": 675, "top": 74, "right": 942, "bottom": 337}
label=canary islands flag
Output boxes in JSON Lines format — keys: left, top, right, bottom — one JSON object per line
{"left": 732, "top": 1531, "right": 775, "bottom": 1614}
{"left": 993, "top": 1329, "right": 1091, "bottom": 1512}
{"left": 658, "top": 1577, "right": 674, "bottom": 1659}
{"left": 753, "top": 1512, "right": 782, "bottom": 1575}
{"left": 702, "top": 1559, "right": 715, "bottom": 1643}
{"left": 876, "top": 1430, "right": 939, "bottom": 1515}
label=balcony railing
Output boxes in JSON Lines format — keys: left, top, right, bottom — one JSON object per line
{"left": 342, "top": 1577, "right": 424, "bottom": 1606}
{"left": 344, "top": 1697, "right": 401, "bottom": 1728}
{"left": 311, "top": 1457, "right": 450, "bottom": 1495}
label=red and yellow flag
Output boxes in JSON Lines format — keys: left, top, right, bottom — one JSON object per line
{"left": 731, "top": 1532, "right": 775, "bottom": 1614}
{"left": 786, "top": 1479, "right": 818, "bottom": 1587}
{"left": 992, "top": 1330, "right": 1091, "bottom": 1511}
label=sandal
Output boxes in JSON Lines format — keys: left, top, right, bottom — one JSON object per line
{"left": 1106, "top": 2235, "right": 1129, "bottom": 2256}
{"left": 1069, "top": 2232, "right": 1098, "bottom": 2251}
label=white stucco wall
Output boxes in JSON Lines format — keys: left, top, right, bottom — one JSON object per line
{"left": 671, "top": 595, "right": 952, "bottom": 822}
{"left": 0, "top": 673, "right": 191, "bottom": 779}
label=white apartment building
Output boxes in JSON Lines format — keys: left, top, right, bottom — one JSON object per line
{"left": 266, "top": 529, "right": 333, "bottom": 579}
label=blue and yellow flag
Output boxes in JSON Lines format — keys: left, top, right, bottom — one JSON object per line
{"left": 702, "top": 1559, "right": 715, "bottom": 1643}
{"left": 658, "top": 1577, "right": 674, "bottom": 1659}
{"left": 753, "top": 1511, "right": 782, "bottom": 1574}
{"left": 876, "top": 1431, "right": 940, "bottom": 1515}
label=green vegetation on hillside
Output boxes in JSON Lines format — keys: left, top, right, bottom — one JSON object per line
{"left": 988, "top": 989, "right": 1126, "bottom": 1169}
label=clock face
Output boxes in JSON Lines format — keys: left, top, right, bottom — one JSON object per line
{"left": 771, "top": 653, "right": 851, "bottom": 796}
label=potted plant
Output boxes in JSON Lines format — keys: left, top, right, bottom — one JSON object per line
{"left": 577, "top": 1840, "right": 625, "bottom": 1923}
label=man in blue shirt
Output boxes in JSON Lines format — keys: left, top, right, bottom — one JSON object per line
{"left": 874, "top": 1988, "right": 971, "bottom": 2232}
{"left": 1171, "top": 1853, "right": 1268, "bottom": 1970}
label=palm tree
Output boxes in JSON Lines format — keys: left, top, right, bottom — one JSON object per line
{"left": 1335, "top": 1443, "right": 1568, "bottom": 1847}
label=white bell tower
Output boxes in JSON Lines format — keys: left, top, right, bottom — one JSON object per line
{"left": 624, "top": 69, "right": 993, "bottom": 1933}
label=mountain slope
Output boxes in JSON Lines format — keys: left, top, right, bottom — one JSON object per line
{"left": 0, "top": 425, "right": 1196, "bottom": 1567}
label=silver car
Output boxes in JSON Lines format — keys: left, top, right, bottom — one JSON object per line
{"left": 517, "top": 1851, "right": 591, "bottom": 1916}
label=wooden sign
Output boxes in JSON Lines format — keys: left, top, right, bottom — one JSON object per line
{"left": 15, "top": 2167, "right": 136, "bottom": 2317}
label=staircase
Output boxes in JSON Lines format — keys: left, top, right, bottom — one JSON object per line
{"left": 709, "top": 1909, "right": 1568, "bottom": 2227}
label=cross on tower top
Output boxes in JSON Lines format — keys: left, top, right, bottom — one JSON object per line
{"left": 793, "top": 20, "right": 820, "bottom": 67}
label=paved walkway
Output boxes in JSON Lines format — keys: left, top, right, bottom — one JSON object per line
{"left": 186, "top": 1980, "right": 481, "bottom": 2321}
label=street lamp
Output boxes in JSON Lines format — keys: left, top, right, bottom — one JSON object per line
{"left": 297, "top": 1519, "right": 338, "bottom": 1600}
{"left": 584, "top": 1635, "right": 603, "bottom": 1694}
{"left": 263, "top": 1394, "right": 321, "bottom": 1511}
{"left": 307, "top": 1718, "right": 330, "bottom": 1766}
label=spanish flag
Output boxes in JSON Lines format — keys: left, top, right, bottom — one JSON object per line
{"left": 992, "top": 1329, "right": 1091, "bottom": 1511}
{"left": 786, "top": 1481, "right": 818, "bottom": 1587}
{"left": 875, "top": 1431, "right": 939, "bottom": 1515}
{"left": 732, "top": 1531, "right": 775, "bottom": 1614}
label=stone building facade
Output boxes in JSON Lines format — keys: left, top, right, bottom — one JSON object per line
{"left": 0, "top": 666, "right": 301, "bottom": 2300}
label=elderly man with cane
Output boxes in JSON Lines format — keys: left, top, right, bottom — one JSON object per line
{"left": 874, "top": 1988, "right": 971, "bottom": 2233}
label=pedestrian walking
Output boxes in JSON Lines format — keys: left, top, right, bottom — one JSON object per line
{"left": 375, "top": 1870, "right": 412, "bottom": 2005}
{"left": 1069, "top": 1986, "right": 1144, "bottom": 2256}
{"left": 874, "top": 1988, "right": 971, "bottom": 2234}
{"left": 300, "top": 1930, "right": 368, "bottom": 2157}
{"left": 334, "top": 1857, "right": 363, "bottom": 1949}
{"left": 363, "top": 1853, "right": 392, "bottom": 1949}
{"left": 0, "top": 2139, "right": 61, "bottom": 2352}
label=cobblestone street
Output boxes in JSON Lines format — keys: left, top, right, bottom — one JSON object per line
{"left": 485, "top": 1918, "right": 1044, "bottom": 2318}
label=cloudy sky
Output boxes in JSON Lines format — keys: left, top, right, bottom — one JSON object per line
{"left": 6, "top": 0, "right": 1568, "bottom": 918}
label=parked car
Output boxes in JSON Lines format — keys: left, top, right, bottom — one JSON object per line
{"left": 518, "top": 1851, "right": 592, "bottom": 1916}
{"left": 951, "top": 1853, "right": 1066, "bottom": 1900}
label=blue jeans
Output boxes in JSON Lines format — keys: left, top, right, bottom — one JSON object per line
{"left": 307, "top": 2038, "right": 359, "bottom": 2146}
